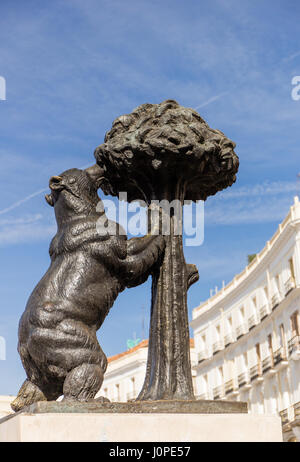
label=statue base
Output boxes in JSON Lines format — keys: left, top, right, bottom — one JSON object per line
{"left": 0, "top": 400, "right": 282, "bottom": 442}
{"left": 9, "top": 398, "right": 248, "bottom": 414}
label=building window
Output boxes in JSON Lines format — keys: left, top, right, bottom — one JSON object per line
{"left": 227, "top": 316, "right": 232, "bottom": 331}
{"left": 256, "top": 343, "right": 261, "bottom": 361}
{"left": 212, "top": 325, "right": 222, "bottom": 354}
{"left": 279, "top": 323, "right": 287, "bottom": 358}
{"left": 290, "top": 311, "right": 299, "bottom": 337}
{"left": 131, "top": 377, "right": 135, "bottom": 395}
{"left": 268, "top": 334, "right": 273, "bottom": 353}
{"left": 263, "top": 286, "right": 269, "bottom": 303}
{"left": 243, "top": 352, "right": 248, "bottom": 370}
{"left": 238, "top": 353, "right": 249, "bottom": 388}
{"left": 258, "top": 390, "right": 265, "bottom": 414}
{"left": 239, "top": 307, "right": 245, "bottom": 323}
{"left": 275, "top": 274, "right": 281, "bottom": 295}
{"left": 271, "top": 385, "right": 278, "bottom": 414}
{"left": 267, "top": 334, "right": 274, "bottom": 366}
{"left": 256, "top": 343, "right": 262, "bottom": 375}
{"left": 251, "top": 296, "right": 257, "bottom": 314}
{"left": 289, "top": 258, "right": 296, "bottom": 283}
{"left": 236, "top": 307, "right": 245, "bottom": 338}
{"left": 213, "top": 366, "right": 224, "bottom": 399}
{"left": 115, "top": 384, "right": 120, "bottom": 402}
{"left": 249, "top": 298, "right": 257, "bottom": 329}
{"left": 126, "top": 377, "right": 136, "bottom": 401}
{"left": 225, "top": 359, "right": 235, "bottom": 395}
{"left": 218, "top": 366, "right": 224, "bottom": 391}
{"left": 281, "top": 374, "right": 291, "bottom": 410}
{"left": 224, "top": 317, "right": 233, "bottom": 345}
{"left": 202, "top": 374, "right": 208, "bottom": 397}
{"left": 260, "top": 287, "right": 269, "bottom": 318}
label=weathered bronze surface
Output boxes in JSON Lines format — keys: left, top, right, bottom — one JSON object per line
{"left": 12, "top": 100, "right": 239, "bottom": 411}
{"left": 11, "top": 168, "right": 165, "bottom": 411}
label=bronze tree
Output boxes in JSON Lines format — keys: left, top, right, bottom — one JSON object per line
{"left": 95, "top": 99, "right": 239, "bottom": 401}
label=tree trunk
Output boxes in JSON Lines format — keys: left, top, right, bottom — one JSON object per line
{"left": 137, "top": 211, "right": 195, "bottom": 401}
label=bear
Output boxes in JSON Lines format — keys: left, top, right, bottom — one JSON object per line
{"left": 11, "top": 166, "right": 165, "bottom": 412}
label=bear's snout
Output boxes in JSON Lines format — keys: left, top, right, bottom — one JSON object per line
{"left": 49, "top": 175, "right": 64, "bottom": 191}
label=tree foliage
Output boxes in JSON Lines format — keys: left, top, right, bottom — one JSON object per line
{"left": 95, "top": 100, "right": 239, "bottom": 203}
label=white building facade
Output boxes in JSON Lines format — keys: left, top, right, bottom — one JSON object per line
{"left": 96, "top": 340, "right": 149, "bottom": 403}
{"left": 191, "top": 197, "right": 300, "bottom": 442}
{"left": 0, "top": 396, "right": 15, "bottom": 419}
{"left": 97, "top": 339, "right": 197, "bottom": 402}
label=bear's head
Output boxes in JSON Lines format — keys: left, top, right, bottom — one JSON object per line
{"left": 45, "top": 166, "right": 105, "bottom": 224}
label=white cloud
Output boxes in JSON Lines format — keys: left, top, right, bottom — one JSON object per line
{"left": 0, "top": 214, "right": 43, "bottom": 226}
{"left": 205, "top": 181, "right": 297, "bottom": 225}
{"left": 215, "top": 180, "right": 298, "bottom": 200}
{"left": 195, "top": 92, "right": 230, "bottom": 109}
{"left": 0, "top": 213, "right": 55, "bottom": 246}
{"left": 282, "top": 51, "right": 300, "bottom": 63}
{"left": 0, "top": 190, "right": 48, "bottom": 215}
{"left": 0, "top": 223, "right": 55, "bottom": 246}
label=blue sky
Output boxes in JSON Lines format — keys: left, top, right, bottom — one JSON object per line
{"left": 0, "top": 0, "right": 300, "bottom": 395}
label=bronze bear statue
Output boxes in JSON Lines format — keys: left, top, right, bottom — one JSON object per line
{"left": 11, "top": 167, "right": 165, "bottom": 411}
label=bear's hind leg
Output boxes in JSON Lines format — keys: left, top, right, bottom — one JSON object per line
{"left": 63, "top": 363, "right": 104, "bottom": 402}
{"left": 11, "top": 379, "right": 47, "bottom": 412}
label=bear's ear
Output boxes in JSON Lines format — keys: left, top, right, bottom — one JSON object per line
{"left": 85, "top": 164, "right": 105, "bottom": 189}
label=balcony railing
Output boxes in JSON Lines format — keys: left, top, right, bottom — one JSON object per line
{"left": 224, "top": 379, "right": 237, "bottom": 395}
{"left": 236, "top": 323, "right": 247, "bottom": 339}
{"left": 284, "top": 277, "right": 295, "bottom": 296}
{"left": 248, "top": 315, "right": 257, "bottom": 330}
{"left": 288, "top": 335, "right": 300, "bottom": 357}
{"left": 238, "top": 371, "right": 250, "bottom": 388}
{"left": 212, "top": 341, "right": 223, "bottom": 355}
{"left": 224, "top": 333, "right": 234, "bottom": 346}
{"left": 259, "top": 304, "right": 269, "bottom": 321}
{"left": 271, "top": 293, "right": 280, "bottom": 310}
{"left": 198, "top": 349, "right": 209, "bottom": 363}
{"left": 262, "top": 355, "right": 274, "bottom": 373}
{"left": 279, "top": 402, "right": 300, "bottom": 425}
{"left": 213, "top": 385, "right": 223, "bottom": 400}
{"left": 279, "top": 408, "right": 289, "bottom": 426}
{"left": 273, "top": 347, "right": 288, "bottom": 365}
{"left": 250, "top": 364, "right": 262, "bottom": 381}
{"left": 294, "top": 401, "right": 300, "bottom": 420}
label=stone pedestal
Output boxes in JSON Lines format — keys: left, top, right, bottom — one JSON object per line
{"left": 0, "top": 400, "right": 282, "bottom": 442}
